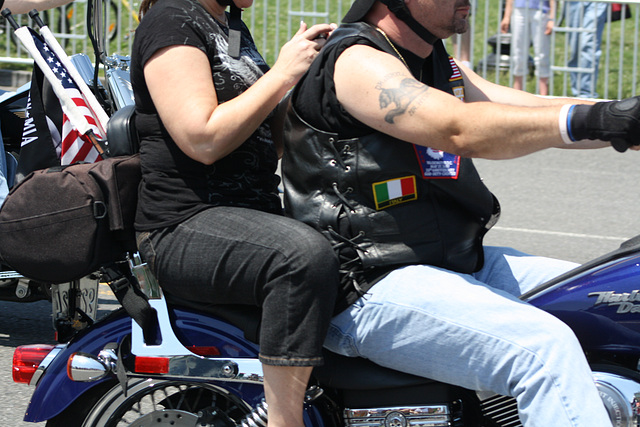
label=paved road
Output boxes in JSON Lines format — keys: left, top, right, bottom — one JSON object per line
{"left": 0, "top": 299, "right": 53, "bottom": 427}
{"left": 0, "top": 285, "right": 119, "bottom": 427}
{"left": 0, "top": 146, "right": 639, "bottom": 426}
{"left": 476, "top": 147, "right": 640, "bottom": 263}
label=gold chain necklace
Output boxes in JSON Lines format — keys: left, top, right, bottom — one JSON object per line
{"left": 375, "top": 27, "right": 409, "bottom": 69}
{"left": 375, "top": 27, "right": 423, "bottom": 81}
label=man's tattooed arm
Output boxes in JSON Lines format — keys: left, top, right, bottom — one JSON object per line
{"left": 377, "top": 78, "right": 428, "bottom": 124}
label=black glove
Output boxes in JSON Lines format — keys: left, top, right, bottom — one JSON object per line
{"left": 569, "top": 96, "right": 640, "bottom": 152}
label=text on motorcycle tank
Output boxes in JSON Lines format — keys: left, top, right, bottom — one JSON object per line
{"left": 589, "top": 290, "right": 640, "bottom": 314}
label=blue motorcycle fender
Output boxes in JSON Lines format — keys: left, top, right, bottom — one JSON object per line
{"left": 24, "top": 306, "right": 264, "bottom": 423}
{"left": 24, "top": 309, "right": 132, "bottom": 423}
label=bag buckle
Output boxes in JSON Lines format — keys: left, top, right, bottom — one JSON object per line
{"left": 93, "top": 201, "right": 107, "bottom": 219}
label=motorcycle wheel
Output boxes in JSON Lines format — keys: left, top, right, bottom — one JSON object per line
{"left": 80, "top": 378, "right": 252, "bottom": 427}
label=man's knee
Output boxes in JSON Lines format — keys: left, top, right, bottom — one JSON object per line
{"left": 528, "top": 314, "right": 582, "bottom": 360}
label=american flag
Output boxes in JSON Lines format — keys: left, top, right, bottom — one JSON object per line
{"left": 15, "top": 27, "right": 106, "bottom": 165}
{"left": 448, "top": 56, "right": 463, "bottom": 81}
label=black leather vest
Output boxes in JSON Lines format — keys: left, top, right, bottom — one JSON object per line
{"left": 282, "top": 23, "right": 500, "bottom": 279}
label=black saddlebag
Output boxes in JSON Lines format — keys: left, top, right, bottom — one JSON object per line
{"left": 0, "top": 153, "right": 140, "bottom": 283}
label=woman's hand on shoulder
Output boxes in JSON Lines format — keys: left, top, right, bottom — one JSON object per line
{"left": 270, "top": 21, "right": 336, "bottom": 86}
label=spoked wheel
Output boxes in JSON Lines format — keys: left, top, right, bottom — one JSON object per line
{"left": 81, "top": 378, "right": 252, "bottom": 427}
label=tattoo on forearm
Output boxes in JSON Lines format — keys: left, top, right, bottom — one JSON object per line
{"left": 377, "top": 78, "right": 428, "bottom": 124}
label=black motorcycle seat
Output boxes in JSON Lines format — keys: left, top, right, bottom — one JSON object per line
{"left": 105, "top": 104, "right": 139, "bottom": 156}
{"left": 165, "top": 295, "right": 436, "bottom": 391}
{"left": 315, "top": 349, "right": 436, "bottom": 390}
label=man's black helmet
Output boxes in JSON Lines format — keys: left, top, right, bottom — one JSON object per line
{"left": 343, "top": 0, "right": 439, "bottom": 44}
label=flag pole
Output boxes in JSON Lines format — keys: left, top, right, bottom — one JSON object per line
{"left": 85, "top": 129, "right": 108, "bottom": 158}
{"left": 1, "top": 8, "right": 19, "bottom": 31}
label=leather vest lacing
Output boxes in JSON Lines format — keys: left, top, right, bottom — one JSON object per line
{"left": 282, "top": 23, "right": 500, "bottom": 308}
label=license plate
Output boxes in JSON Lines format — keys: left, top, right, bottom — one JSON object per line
{"left": 51, "top": 276, "right": 100, "bottom": 325}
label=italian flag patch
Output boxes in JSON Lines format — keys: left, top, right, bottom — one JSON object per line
{"left": 372, "top": 176, "right": 417, "bottom": 210}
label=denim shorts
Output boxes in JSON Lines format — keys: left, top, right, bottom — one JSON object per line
{"left": 137, "top": 206, "right": 340, "bottom": 367}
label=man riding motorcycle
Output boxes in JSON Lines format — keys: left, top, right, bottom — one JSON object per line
{"left": 280, "top": 0, "right": 640, "bottom": 424}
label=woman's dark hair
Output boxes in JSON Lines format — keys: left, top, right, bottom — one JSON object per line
{"left": 139, "top": 0, "right": 159, "bottom": 19}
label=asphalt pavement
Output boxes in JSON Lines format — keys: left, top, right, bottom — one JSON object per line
{"left": 475, "top": 146, "right": 640, "bottom": 263}
{"left": 1, "top": 283, "right": 119, "bottom": 427}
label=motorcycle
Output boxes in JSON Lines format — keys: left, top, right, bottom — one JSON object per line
{"left": 9, "top": 225, "right": 640, "bottom": 427}
{"left": 7, "top": 1, "right": 640, "bottom": 426}
{"left": 8, "top": 79, "right": 640, "bottom": 426}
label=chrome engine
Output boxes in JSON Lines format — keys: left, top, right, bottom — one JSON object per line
{"left": 342, "top": 371, "right": 640, "bottom": 427}
{"left": 479, "top": 371, "right": 640, "bottom": 427}
{"left": 343, "top": 405, "right": 459, "bottom": 427}
{"left": 593, "top": 372, "right": 640, "bottom": 427}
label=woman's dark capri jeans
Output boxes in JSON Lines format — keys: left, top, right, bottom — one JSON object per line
{"left": 137, "top": 205, "right": 340, "bottom": 367}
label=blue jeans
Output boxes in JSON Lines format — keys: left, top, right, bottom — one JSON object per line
{"left": 138, "top": 206, "right": 340, "bottom": 367}
{"left": 567, "top": 1, "right": 608, "bottom": 98}
{"left": 326, "top": 246, "right": 610, "bottom": 427}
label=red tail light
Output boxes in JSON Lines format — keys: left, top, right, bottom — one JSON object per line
{"left": 189, "top": 346, "right": 221, "bottom": 357}
{"left": 13, "top": 344, "right": 55, "bottom": 384}
{"left": 135, "top": 356, "right": 170, "bottom": 374}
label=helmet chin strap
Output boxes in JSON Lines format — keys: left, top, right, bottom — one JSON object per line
{"left": 380, "top": 0, "right": 439, "bottom": 45}
{"left": 227, "top": 4, "right": 242, "bottom": 58}
{"left": 215, "top": 0, "right": 242, "bottom": 58}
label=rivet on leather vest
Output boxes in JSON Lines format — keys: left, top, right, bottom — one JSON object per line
{"left": 282, "top": 23, "right": 500, "bottom": 281}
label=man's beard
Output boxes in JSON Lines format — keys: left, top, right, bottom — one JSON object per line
{"left": 453, "top": 17, "right": 468, "bottom": 34}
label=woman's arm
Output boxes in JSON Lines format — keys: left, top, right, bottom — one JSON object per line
{"left": 4, "top": 0, "right": 73, "bottom": 14}
{"left": 144, "top": 22, "right": 334, "bottom": 165}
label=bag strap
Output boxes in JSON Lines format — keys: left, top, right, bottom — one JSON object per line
{"left": 101, "top": 261, "right": 160, "bottom": 345}
{"left": 87, "top": 154, "right": 140, "bottom": 233}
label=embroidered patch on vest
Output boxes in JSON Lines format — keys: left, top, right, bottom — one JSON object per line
{"left": 413, "top": 146, "right": 461, "bottom": 179}
{"left": 448, "top": 56, "right": 465, "bottom": 101}
{"left": 372, "top": 176, "right": 417, "bottom": 210}
{"left": 449, "top": 57, "right": 462, "bottom": 80}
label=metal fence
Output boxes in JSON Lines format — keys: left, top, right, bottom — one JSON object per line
{"left": 454, "top": 0, "right": 640, "bottom": 99}
{"left": 0, "top": 0, "right": 638, "bottom": 99}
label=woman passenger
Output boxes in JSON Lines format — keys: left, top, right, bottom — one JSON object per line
{"left": 131, "top": 1, "right": 340, "bottom": 426}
